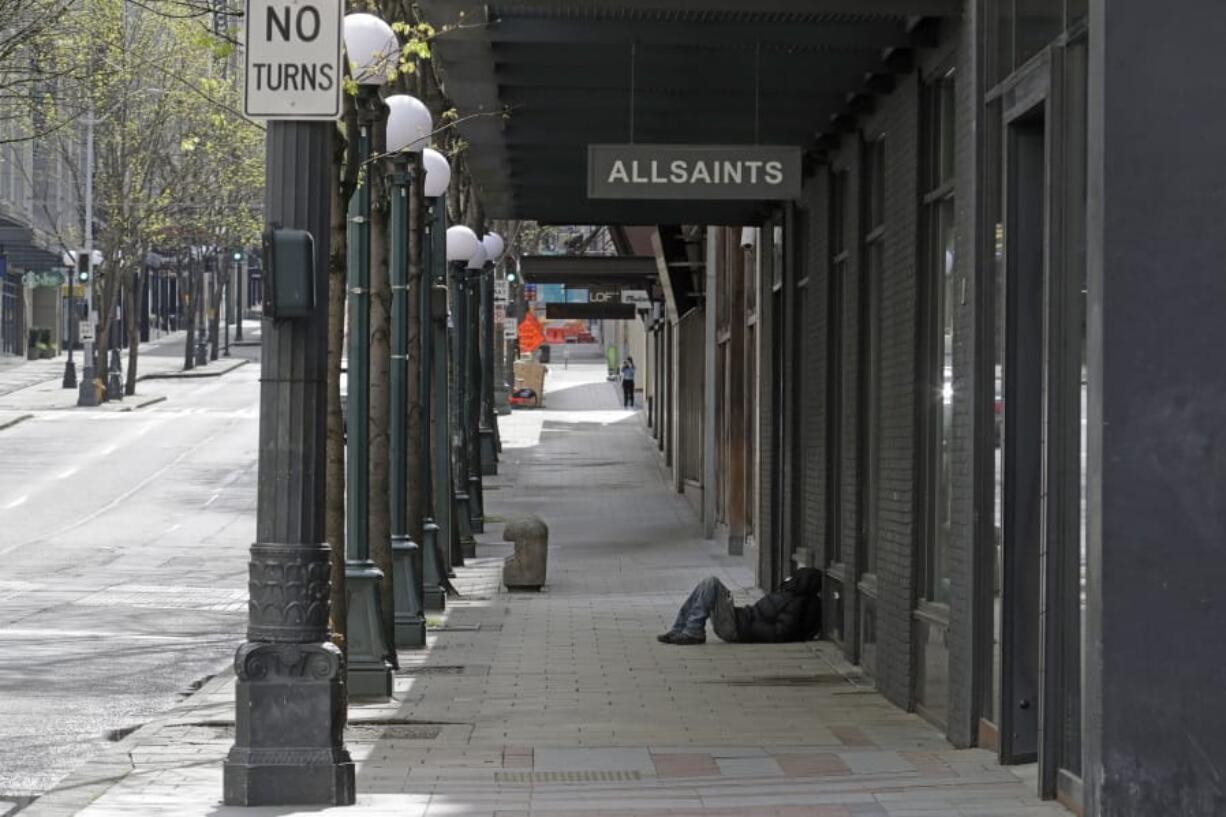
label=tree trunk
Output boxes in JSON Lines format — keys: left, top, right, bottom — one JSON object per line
{"left": 125, "top": 267, "right": 144, "bottom": 395}
{"left": 325, "top": 130, "right": 348, "bottom": 654}
{"left": 368, "top": 151, "right": 396, "bottom": 667}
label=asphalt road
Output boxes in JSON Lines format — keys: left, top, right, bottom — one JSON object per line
{"left": 0, "top": 340, "right": 261, "bottom": 798}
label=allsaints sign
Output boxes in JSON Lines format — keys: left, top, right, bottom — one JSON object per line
{"left": 588, "top": 144, "right": 802, "bottom": 200}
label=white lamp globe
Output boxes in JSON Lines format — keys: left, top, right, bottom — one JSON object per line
{"left": 343, "top": 13, "right": 398, "bottom": 86}
{"left": 385, "top": 95, "right": 432, "bottom": 153}
{"left": 446, "top": 225, "right": 480, "bottom": 263}
{"left": 423, "top": 148, "right": 451, "bottom": 197}
{"left": 481, "top": 232, "right": 505, "bottom": 262}
{"left": 466, "top": 243, "right": 488, "bottom": 270}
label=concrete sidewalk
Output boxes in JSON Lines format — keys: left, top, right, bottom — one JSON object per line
{"left": 20, "top": 362, "right": 1067, "bottom": 817}
{"left": 0, "top": 326, "right": 254, "bottom": 420}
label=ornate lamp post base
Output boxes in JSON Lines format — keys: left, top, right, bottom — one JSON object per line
{"left": 467, "top": 475, "right": 485, "bottom": 534}
{"left": 455, "top": 492, "right": 477, "bottom": 558}
{"left": 105, "top": 347, "right": 123, "bottom": 401}
{"left": 479, "top": 426, "right": 498, "bottom": 476}
{"left": 223, "top": 543, "right": 354, "bottom": 807}
{"left": 421, "top": 520, "right": 446, "bottom": 611}
{"left": 392, "top": 535, "right": 426, "bottom": 649}
{"left": 494, "top": 383, "right": 511, "bottom": 416}
{"left": 223, "top": 642, "right": 354, "bottom": 806}
{"left": 345, "top": 563, "right": 393, "bottom": 700}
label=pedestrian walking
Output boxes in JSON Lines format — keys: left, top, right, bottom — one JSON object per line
{"left": 658, "top": 568, "right": 822, "bottom": 645}
{"left": 620, "top": 357, "right": 636, "bottom": 407}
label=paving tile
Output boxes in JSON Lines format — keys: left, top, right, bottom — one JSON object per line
{"left": 775, "top": 753, "right": 853, "bottom": 778}
{"left": 714, "top": 756, "right": 786, "bottom": 778}
{"left": 651, "top": 752, "right": 720, "bottom": 778}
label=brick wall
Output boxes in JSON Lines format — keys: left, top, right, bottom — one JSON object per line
{"left": 865, "top": 75, "right": 921, "bottom": 712}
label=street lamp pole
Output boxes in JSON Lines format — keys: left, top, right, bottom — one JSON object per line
{"left": 478, "top": 233, "right": 503, "bottom": 475}
{"left": 421, "top": 182, "right": 452, "bottom": 611}
{"left": 384, "top": 93, "right": 430, "bottom": 650}
{"left": 456, "top": 243, "right": 485, "bottom": 550}
{"left": 342, "top": 12, "right": 398, "bottom": 701}
{"left": 234, "top": 251, "right": 244, "bottom": 341}
{"left": 62, "top": 255, "right": 77, "bottom": 389}
{"left": 221, "top": 120, "right": 355, "bottom": 808}
{"left": 445, "top": 226, "right": 480, "bottom": 564}
{"left": 464, "top": 246, "right": 488, "bottom": 534}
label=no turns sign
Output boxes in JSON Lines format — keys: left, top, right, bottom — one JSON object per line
{"left": 244, "top": 0, "right": 343, "bottom": 120}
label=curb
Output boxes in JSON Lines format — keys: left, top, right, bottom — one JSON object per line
{"left": 122, "top": 395, "right": 168, "bottom": 411}
{"left": 0, "top": 414, "right": 32, "bottom": 432}
{"left": 138, "top": 359, "right": 249, "bottom": 381}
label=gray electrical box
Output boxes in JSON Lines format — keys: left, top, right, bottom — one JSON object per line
{"left": 262, "top": 225, "right": 315, "bottom": 319}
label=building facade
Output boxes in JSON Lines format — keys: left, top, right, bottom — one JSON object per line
{"left": 427, "top": 2, "right": 1226, "bottom": 815}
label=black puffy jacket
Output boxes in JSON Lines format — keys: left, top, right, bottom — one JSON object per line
{"left": 732, "top": 568, "right": 823, "bottom": 643}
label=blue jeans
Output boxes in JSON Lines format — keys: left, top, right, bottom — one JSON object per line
{"left": 670, "top": 576, "right": 731, "bottom": 638}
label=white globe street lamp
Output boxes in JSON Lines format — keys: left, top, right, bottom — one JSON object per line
{"left": 385, "top": 95, "right": 432, "bottom": 154}
{"left": 465, "top": 242, "right": 488, "bottom": 271}
{"left": 423, "top": 148, "right": 451, "bottom": 198}
{"left": 343, "top": 13, "right": 398, "bottom": 86}
{"left": 446, "top": 225, "right": 480, "bottom": 263}
{"left": 481, "top": 232, "right": 505, "bottom": 263}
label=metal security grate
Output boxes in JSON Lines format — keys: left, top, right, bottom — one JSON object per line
{"left": 715, "top": 673, "right": 853, "bottom": 687}
{"left": 395, "top": 665, "right": 467, "bottom": 676}
{"left": 495, "top": 771, "right": 643, "bottom": 784}
{"left": 346, "top": 724, "right": 442, "bottom": 741}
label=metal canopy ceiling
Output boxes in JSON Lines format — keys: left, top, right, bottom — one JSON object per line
{"left": 419, "top": 0, "right": 952, "bottom": 224}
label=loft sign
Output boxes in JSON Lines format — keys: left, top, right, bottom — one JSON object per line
{"left": 588, "top": 144, "right": 802, "bottom": 201}
{"left": 243, "top": 0, "right": 343, "bottom": 120}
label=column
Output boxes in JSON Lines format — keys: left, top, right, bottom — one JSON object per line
{"left": 1084, "top": 3, "right": 1226, "bottom": 814}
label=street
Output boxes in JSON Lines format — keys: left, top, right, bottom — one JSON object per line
{"left": 0, "top": 342, "right": 259, "bottom": 799}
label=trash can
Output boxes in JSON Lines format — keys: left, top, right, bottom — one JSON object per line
{"left": 538, "top": 344, "right": 551, "bottom": 364}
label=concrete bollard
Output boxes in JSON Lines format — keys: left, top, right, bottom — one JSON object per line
{"left": 502, "top": 516, "right": 548, "bottom": 591}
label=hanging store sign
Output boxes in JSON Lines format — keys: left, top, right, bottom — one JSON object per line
{"left": 23, "top": 271, "right": 64, "bottom": 288}
{"left": 587, "top": 144, "right": 802, "bottom": 201}
{"left": 621, "top": 289, "right": 650, "bottom": 307}
{"left": 243, "top": 0, "right": 343, "bottom": 120}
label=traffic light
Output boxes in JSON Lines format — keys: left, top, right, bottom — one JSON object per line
{"left": 506, "top": 271, "right": 517, "bottom": 283}
{"left": 76, "top": 252, "right": 90, "bottom": 284}
{"left": 233, "top": 250, "right": 243, "bottom": 262}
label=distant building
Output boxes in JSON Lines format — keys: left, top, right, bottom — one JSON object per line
{"left": 0, "top": 109, "right": 83, "bottom": 357}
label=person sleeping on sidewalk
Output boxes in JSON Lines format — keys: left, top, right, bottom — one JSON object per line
{"left": 657, "top": 568, "right": 822, "bottom": 645}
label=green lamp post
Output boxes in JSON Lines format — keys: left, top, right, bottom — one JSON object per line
{"left": 420, "top": 149, "right": 453, "bottom": 611}
{"left": 385, "top": 93, "right": 431, "bottom": 650}
{"left": 342, "top": 11, "right": 396, "bottom": 700}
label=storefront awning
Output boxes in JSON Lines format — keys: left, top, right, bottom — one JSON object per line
{"left": 0, "top": 216, "right": 64, "bottom": 273}
{"left": 419, "top": 0, "right": 955, "bottom": 224}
